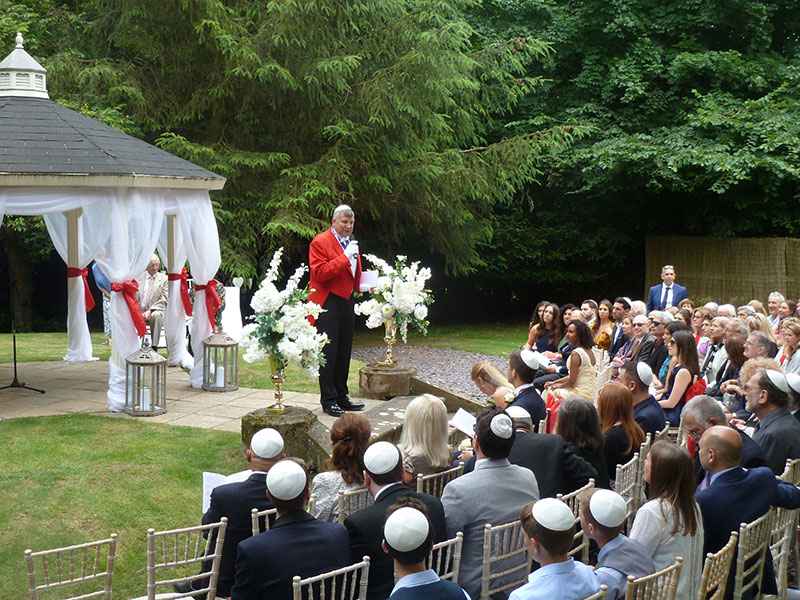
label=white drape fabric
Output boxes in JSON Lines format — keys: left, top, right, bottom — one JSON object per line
{"left": 177, "top": 194, "right": 221, "bottom": 387}
{"left": 220, "top": 286, "right": 243, "bottom": 341}
{"left": 157, "top": 218, "right": 193, "bottom": 369}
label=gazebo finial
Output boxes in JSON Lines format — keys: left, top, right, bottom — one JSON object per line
{"left": 0, "top": 32, "right": 48, "bottom": 98}
{"left": 15, "top": 32, "right": 23, "bottom": 49}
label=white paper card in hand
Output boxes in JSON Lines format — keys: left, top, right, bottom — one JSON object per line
{"left": 449, "top": 408, "right": 477, "bottom": 437}
{"left": 359, "top": 270, "right": 379, "bottom": 292}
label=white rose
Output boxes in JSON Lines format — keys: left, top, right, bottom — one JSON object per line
{"left": 414, "top": 305, "right": 428, "bottom": 320}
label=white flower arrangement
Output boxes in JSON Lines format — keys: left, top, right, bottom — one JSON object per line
{"left": 239, "top": 248, "right": 328, "bottom": 378}
{"left": 354, "top": 254, "right": 433, "bottom": 342}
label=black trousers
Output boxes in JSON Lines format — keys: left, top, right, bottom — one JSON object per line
{"left": 315, "top": 293, "right": 355, "bottom": 408}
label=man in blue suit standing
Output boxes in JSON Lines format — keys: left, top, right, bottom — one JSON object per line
{"left": 645, "top": 265, "right": 688, "bottom": 313}
{"left": 231, "top": 459, "right": 351, "bottom": 600}
{"left": 695, "top": 425, "right": 800, "bottom": 599}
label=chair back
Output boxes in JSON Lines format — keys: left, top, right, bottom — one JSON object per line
{"left": 537, "top": 408, "right": 550, "bottom": 435}
{"left": 292, "top": 556, "right": 370, "bottom": 600}
{"left": 638, "top": 434, "right": 652, "bottom": 462}
{"left": 557, "top": 478, "right": 595, "bottom": 563}
{"left": 696, "top": 531, "right": 738, "bottom": 600}
{"left": 779, "top": 457, "right": 800, "bottom": 486}
{"left": 624, "top": 556, "right": 683, "bottom": 600}
{"left": 25, "top": 534, "right": 117, "bottom": 600}
{"left": 733, "top": 509, "right": 773, "bottom": 600}
{"left": 654, "top": 423, "right": 671, "bottom": 444}
{"left": 416, "top": 465, "right": 464, "bottom": 498}
{"left": 582, "top": 586, "right": 608, "bottom": 600}
{"left": 770, "top": 505, "right": 798, "bottom": 600}
{"left": 427, "top": 532, "right": 463, "bottom": 582}
{"left": 597, "top": 365, "right": 614, "bottom": 390}
{"left": 337, "top": 487, "right": 373, "bottom": 525}
{"left": 145, "top": 517, "right": 227, "bottom": 600}
{"left": 250, "top": 506, "right": 278, "bottom": 537}
{"left": 613, "top": 452, "right": 641, "bottom": 531}
{"left": 479, "top": 520, "right": 531, "bottom": 600}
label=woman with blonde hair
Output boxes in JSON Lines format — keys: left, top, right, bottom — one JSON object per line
{"left": 747, "top": 313, "right": 778, "bottom": 343}
{"left": 597, "top": 382, "right": 646, "bottom": 483}
{"left": 631, "top": 441, "right": 704, "bottom": 599}
{"left": 399, "top": 394, "right": 452, "bottom": 485}
{"left": 471, "top": 361, "right": 514, "bottom": 408}
{"left": 311, "top": 413, "right": 372, "bottom": 522}
{"left": 748, "top": 299, "right": 767, "bottom": 316}
{"left": 777, "top": 318, "right": 800, "bottom": 374}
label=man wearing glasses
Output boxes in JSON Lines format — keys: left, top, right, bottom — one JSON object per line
{"left": 645, "top": 264, "right": 688, "bottom": 314}
{"left": 630, "top": 315, "right": 655, "bottom": 363}
{"left": 682, "top": 395, "right": 766, "bottom": 490}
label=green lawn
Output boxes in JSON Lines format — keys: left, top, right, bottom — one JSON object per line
{"left": 0, "top": 415, "right": 243, "bottom": 600}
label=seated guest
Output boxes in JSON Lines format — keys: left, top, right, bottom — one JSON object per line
{"left": 619, "top": 362, "right": 666, "bottom": 437}
{"left": 786, "top": 373, "right": 800, "bottom": 421}
{"left": 691, "top": 307, "right": 711, "bottom": 350}
{"left": 555, "top": 304, "right": 577, "bottom": 351}
{"left": 311, "top": 414, "right": 371, "bottom": 522}
{"left": 748, "top": 299, "right": 767, "bottom": 315}
{"left": 135, "top": 254, "right": 169, "bottom": 350}
{"left": 645, "top": 311, "right": 674, "bottom": 375}
{"left": 717, "top": 304, "right": 736, "bottom": 318}
{"left": 745, "top": 369, "right": 800, "bottom": 474}
{"left": 506, "top": 350, "right": 547, "bottom": 426}
{"left": 697, "top": 311, "right": 715, "bottom": 359}
{"left": 610, "top": 316, "right": 635, "bottom": 366}
{"left": 742, "top": 330, "right": 777, "bottom": 361}
{"left": 674, "top": 308, "right": 692, "bottom": 327}
{"left": 629, "top": 300, "right": 647, "bottom": 317}
{"left": 682, "top": 395, "right": 766, "bottom": 489}
{"left": 777, "top": 318, "right": 800, "bottom": 374}
{"left": 441, "top": 408, "right": 539, "bottom": 600}
{"left": 510, "top": 498, "right": 601, "bottom": 600}
{"left": 607, "top": 298, "right": 631, "bottom": 360}
{"left": 679, "top": 297, "right": 695, "bottom": 312}
{"left": 383, "top": 499, "right": 469, "bottom": 599}
{"left": 174, "top": 428, "right": 285, "bottom": 597}
{"left": 705, "top": 335, "right": 746, "bottom": 401}
{"left": 579, "top": 489, "right": 655, "bottom": 600}
{"left": 780, "top": 299, "right": 797, "bottom": 322}
{"left": 701, "top": 317, "right": 728, "bottom": 384}
{"left": 524, "top": 302, "right": 559, "bottom": 352}
{"left": 556, "top": 398, "right": 610, "bottom": 489}
{"left": 471, "top": 360, "right": 514, "bottom": 408}
{"left": 345, "top": 441, "right": 446, "bottom": 600}
{"left": 630, "top": 315, "right": 656, "bottom": 363}
{"left": 597, "top": 383, "right": 646, "bottom": 482}
{"left": 657, "top": 330, "right": 701, "bottom": 425}
{"left": 505, "top": 405, "right": 598, "bottom": 498}
{"left": 581, "top": 299, "right": 598, "bottom": 326}
{"left": 655, "top": 320, "right": 691, "bottom": 387}
{"left": 767, "top": 292, "right": 784, "bottom": 331}
{"left": 737, "top": 304, "right": 756, "bottom": 319}
{"left": 695, "top": 426, "right": 800, "bottom": 599}
{"left": 630, "top": 442, "right": 704, "bottom": 599}
{"left": 729, "top": 357, "right": 781, "bottom": 420}
{"left": 231, "top": 459, "right": 350, "bottom": 600}
{"left": 592, "top": 299, "right": 614, "bottom": 352}
{"left": 399, "top": 394, "right": 452, "bottom": 485}
{"left": 543, "top": 321, "right": 596, "bottom": 428}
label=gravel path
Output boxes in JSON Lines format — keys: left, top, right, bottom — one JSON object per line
{"left": 352, "top": 346, "right": 508, "bottom": 402}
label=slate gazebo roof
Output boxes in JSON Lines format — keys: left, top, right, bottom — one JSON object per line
{"left": 0, "top": 33, "right": 224, "bottom": 190}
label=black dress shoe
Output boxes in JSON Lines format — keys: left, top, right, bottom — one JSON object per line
{"left": 323, "top": 404, "right": 345, "bottom": 417}
{"left": 338, "top": 398, "right": 365, "bottom": 411}
{"left": 172, "top": 582, "right": 193, "bottom": 594}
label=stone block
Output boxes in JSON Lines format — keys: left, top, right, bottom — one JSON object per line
{"left": 358, "top": 364, "right": 417, "bottom": 400}
{"left": 241, "top": 407, "right": 321, "bottom": 470}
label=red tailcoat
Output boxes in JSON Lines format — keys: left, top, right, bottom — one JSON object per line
{"left": 308, "top": 229, "right": 362, "bottom": 323}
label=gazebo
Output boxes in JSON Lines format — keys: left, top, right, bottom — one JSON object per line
{"left": 0, "top": 33, "right": 226, "bottom": 411}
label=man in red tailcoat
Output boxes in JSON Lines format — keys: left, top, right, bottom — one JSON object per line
{"left": 309, "top": 204, "right": 365, "bottom": 416}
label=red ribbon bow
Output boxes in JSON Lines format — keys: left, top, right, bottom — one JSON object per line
{"left": 111, "top": 280, "right": 147, "bottom": 337}
{"left": 67, "top": 267, "right": 96, "bottom": 313}
{"left": 168, "top": 268, "right": 193, "bottom": 316}
{"left": 195, "top": 280, "right": 221, "bottom": 332}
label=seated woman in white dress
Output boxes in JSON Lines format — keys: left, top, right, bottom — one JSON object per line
{"left": 630, "top": 441, "right": 704, "bottom": 599}
{"left": 311, "top": 413, "right": 371, "bottom": 522}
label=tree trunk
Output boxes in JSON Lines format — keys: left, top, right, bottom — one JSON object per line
{"left": 0, "top": 226, "right": 34, "bottom": 331}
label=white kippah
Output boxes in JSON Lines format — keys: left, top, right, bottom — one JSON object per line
{"left": 266, "top": 460, "right": 306, "bottom": 501}
{"left": 364, "top": 441, "right": 400, "bottom": 475}
{"left": 623, "top": 297, "right": 632, "bottom": 306}
{"left": 636, "top": 362, "right": 654, "bottom": 386}
{"left": 490, "top": 413, "right": 514, "bottom": 439}
{"left": 505, "top": 405, "right": 532, "bottom": 421}
{"left": 250, "top": 428, "right": 284, "bottom": 459}
{"left": 590, "top": 489, "right": 628, "bottom": 528}
{"left": 766, "top": 370, "right": 790, "bottom": 393}
{"left": 532, "top": 498, "right": 575, "bottom": 532}
{"left": 333, "top": 204, "right": 352, "bottom": 217}
{"left": 384, "top": 507, "right": 430, "bottom": 552}
{"left": 520, "top": 350, "right": 539, "bottom": 370}
{"left": 786, "top": 373, "right": 800, "bottom": 394}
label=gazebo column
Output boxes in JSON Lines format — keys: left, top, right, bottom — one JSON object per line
{"left": 62, "top": 207, "right": 95, "bottom": 362}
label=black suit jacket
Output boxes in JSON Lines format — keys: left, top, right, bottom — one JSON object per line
{"left": 631, "top": 333, "right": 655, "bottom": 363}
{"left": 512, "top": 387, "right": 547, "bottom": 430}
{"left": 645, "top": 340, "right": 669, "bottom": 376}
{"left": 231, "top": 510, "right": 350, "bottom": 600}
{"left": 201, "top": 472, "right": 274, "bottom": 597}
{"left": 608, "top": 324, "right": 629, "bottom": 360}
{"left": 509, "top": 430, "right": 598, "bottom": 498}
{"left": 344, "top": 483, "right": 446, "bottom": 600}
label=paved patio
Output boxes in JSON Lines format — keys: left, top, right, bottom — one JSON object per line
{"left": 0, "top": 360, "right": 381, "bottom": 433}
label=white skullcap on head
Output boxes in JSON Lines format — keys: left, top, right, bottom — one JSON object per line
{"left": 636, "top": 362, "right": 654, "bottom": 386}
{"left": 785, "top": 373, "right": 800, "bottom": 394}
{"left": 520, "top": 350, "right": 539, "bottom": 371}
{"left": 384, "top": 507, "right": 430, "bottom": 552}
{"left": 490, "top": 413, "right": 514, "bottom": 439}
{"left": 590, "top": 489, "right": 628, "bottom": 528}
{"left": 766, "top": 370, "right": 790, "bottom": 393}
{"left": 250, "top": 428, "right": 284, "bottom": 459}
{"left": 266, "top": 460, "right": 307, "bottom": 501}
{"left": 505, "top": 405, "right": 531, "bottom": 421}
{"left": 532, "top": 498, "right": 575, "bottom": 532}
{"left": 333, "top": 204, "right": 353, "bottom": 217}
{"left": 364, "top": 441, "right": 400, "bottom": 475}
{"left": 623, "top": 297, "right": 632, "bottom": 306}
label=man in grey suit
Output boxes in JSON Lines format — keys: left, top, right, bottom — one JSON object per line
{"left": 441, "top": 407, "right": 539, "bottom": 600}
{"left": 135, "top": 254, "right": 169, "bottom": 350}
